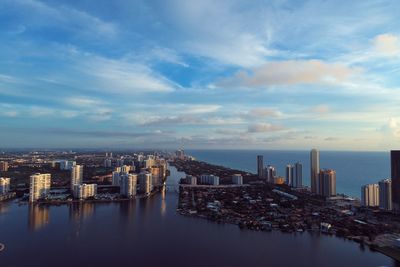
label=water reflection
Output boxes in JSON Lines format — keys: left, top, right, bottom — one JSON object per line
{"left": 160, "top": 185, "right": 167, "bottom": 217}
{"left": 0, "top": 203, "right": 9, "bottom": 214}
{"left": 28, "top": 204, "right": 49, "bottom": 231}
{"left": 69, "top": 202, "right": 95, "bottom": 222}
{"left": 119, "top": 200, "right": 136, "bottom": 225}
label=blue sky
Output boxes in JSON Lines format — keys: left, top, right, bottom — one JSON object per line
{"left": 0, "top": 0, "right": 400, "bottom": 150}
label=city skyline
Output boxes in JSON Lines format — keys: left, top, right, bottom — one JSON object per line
{"left": 1, "top": 1, "right": 400, "bottom": 150}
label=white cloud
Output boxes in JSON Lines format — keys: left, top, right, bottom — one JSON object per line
{"left": 217, "top": 60, "right": 361, "bottom": 88}
{"left": 373, "top": 34, "right": 400, "bottom": 57}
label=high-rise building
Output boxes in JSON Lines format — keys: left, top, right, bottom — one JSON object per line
{"left": 286, "top": 165, "right": 294, "bottom": 186}
{"left": 0, "top": 161, "right": 9, "bottom": 172}
{"left": 59, "top": 160, "right": 76, "bottom": 170}
{"left": 232, "top": 174, "right": 243, "bottom": 185}
{"left": 200, "top": 174, "right": 220, "bottom": 185}
{"left": 318, "top": 169, "right": 336, "bottom": 197}
{"left": 257, "top": 155, "right": 264, "bottom": 179}
{"left": 265, "top": 165, "right": 277, "bottom": 183}
{"left": 391, "top": 150, "right": 400, "bottom": 211}
{"left": 186, "top": 175, "right": 197, "bottom": 185}
{"left": 120, "top": 173, "right": 137, "bottom": 198}
{"left": 310, "top": 149, "right": 320, "bottom": 194}
{"left": 294, "top": 162, "right": 303, "bottom": 188}
{"left": 104, "top": 158, "right": 112, "bottom": 168}
{"left": 138, "top": 172, "right": 152, "bottom": 194}
{"left": 74, "top": 184, "right": 97, "bottom": 199}
{"left": 112, "top": 171, "right": 121, "bottom": 186}
{"left": 379, "top": 178, "right": 392, "bottom": 211}
{"left": 71, "top": 165, "right": 83, "bottom": 191}
{"left": 121, "top": 165, "right": 131, "bottom": 173}
{"left": 0, "top": 177, "right": 10, "bottom": 194}
{"left": 116, "top": 159, "right": 124, "bottom": 167}
{"left": 361, "top": 184, "right": 379, "bottom": 207}
{"left": 29, "top": 173, "right": 51, "bottom": 202}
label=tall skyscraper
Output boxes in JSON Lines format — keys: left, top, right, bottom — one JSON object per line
{"left": 257, "top": 155, "right": 264, "bottom": 179}
{"left": 29, "top": 173, "right": 51, "bottom": 202}
{"left": 112, "top": 171, "right": 121, "bottom": 186}
{"left": 379, "top": 178, "right": 392, "bottom": 211}
{"left": 120, "top": 173, "right": 137, "bottom": 198}
{"left": 138, "top": 172, "right": 152, "bottom": 194}
{"left": 71, "top": 165, "right": 83, "bottom": 191}
{"left": 286, "top": 165, "right": 294, "bottom": 186}
{"left": 391, "top": 150, "right": 400, "bottom": 211}
{"left": 361, "top": 184, "right": 379, "bottom": 207}
{"left": 74, "top": 184, "right": 97, "bottom": 199}
{"left": 318, "top": 169, "right": 336, "bottom": 197}
{"left": 310, "top": 149, "right": 320, "bottom": 194}
{"left": 294, "top": 162, "right": 303, "bottom": 188}
{"left": 265, "top": 165, "right": 277, "bottom": 183}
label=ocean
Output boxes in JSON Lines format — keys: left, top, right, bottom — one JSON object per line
{"left": 186, "top": 150, "right": 390, "bottom": 198}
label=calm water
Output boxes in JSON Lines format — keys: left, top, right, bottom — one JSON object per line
{"left": 187, "top": 150, "right": 390, "bottom": 198}
{"left": 0, "top": 165, "right": 396, "bottom": 266}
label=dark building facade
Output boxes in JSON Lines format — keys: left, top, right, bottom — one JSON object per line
{"left": 391, "top": 150, "right": 400, "bottom": 211}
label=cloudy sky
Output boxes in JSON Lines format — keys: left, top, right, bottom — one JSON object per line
{"left": 1, "top": 0, "right": 400, "bottom": 150}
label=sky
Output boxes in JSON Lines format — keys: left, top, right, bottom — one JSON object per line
{"left": 0, "top": 0, "right": 400, "bottom": 150}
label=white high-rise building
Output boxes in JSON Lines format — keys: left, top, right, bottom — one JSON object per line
{"left": 29, "top": 173, "right": 51, "bottom": 202}
{"left": 286, "top": 165, "right": 294, "bottom": 186}
{"left": 138, "top": 172, "right": 152, "bottom": 194}
{"left": 294, "top": 162, "right": 303, "bottom": 188}
{"left": 379, "top": 179, "right": 392, "bottom": 211}
{"left": 232, "top": 174, "right": 243, "bottom": 185}
{"left": 0, "top": 177, "right": 11, "bottom": 194}
{"left": 60, "top": 160, "right": 76, "bottom": 170}
{"left": 200, "top": 174, "right": 220, "bottom": 186}
{"left": 361, "top": 184, "right": 379, "bottom": 207}
{"left": 310, "top": 149, "right": 320, "bottom": 194}
{"left": 71, "top": 165, "right": 83, "bottom": 191}
{"left": 120, "top": 173, "right": 137, "bottom": 198}
{"left": 265, "top": 165, "right": 277, "bottom": 183}
{"left": 75, "top": 184, "right": 97, "bottom": 199}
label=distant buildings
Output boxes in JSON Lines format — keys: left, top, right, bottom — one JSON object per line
{"left": 232, "top": 174, "right": 243, "bottom": 185}
{"left": 71, "top": 165, "right": 83, "bottom": 191}
{"left": 257, "top": 155, "right": 264, "bottom": 179}
{"left": 104, "top": 158, "right": 112, "bottom": 168}
{"left": 29, "top": 173, "right": 51, "bottom": 202}
{"left": 74, "top": 184, "right": 97, "bottom": 199}
{"left": 0, "top": 177, "right": 10, "bottom": 194}
{"left": 286, "top": 165, "right": 293, "bottom": 186}
{"left": 294, "top": 162, "right": 303, "bottom": 188}
{"left": 176, "top": 150, "right": 185, "bottom": 160}
{"left": 138, "top": 172, "right": 152, "bottom": 194}
{"left": 391, "top": 150, "right": 400, "bottom": 211}
{"left": 379, "top": 178, "right": 392, "bottom": 211}
{"left": 265, "top": 165, "right": 277, "bottom": 183}
{"left": 120, "top": 173, "right": 137, "bottom": 198}
{"left": 361, "top": 184, "right": 379, "bottom": 207}
{"left": 59, "top": 160, "right": 76, "bottom": 171}
{"left": 310, "top": 149, "right": 320, "bottom": 194}
{"left": 200, "top": 174, "right": 220, "bottom": 186}
{"left": 319, "top": 169, "right": 336, "bottom": 197}
{"left": 0, "top": 161, "right": 9, "bottom": 172}
{"left": 185, "top": 175, "right": 197, "bottom": 185}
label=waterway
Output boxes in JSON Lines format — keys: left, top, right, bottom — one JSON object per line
{"left": 0, "top": 166, "right": 397, "bottom": 267}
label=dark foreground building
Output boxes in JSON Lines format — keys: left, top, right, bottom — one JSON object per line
{"left": 391, "top": 150, "right": 400, "bottom": 211}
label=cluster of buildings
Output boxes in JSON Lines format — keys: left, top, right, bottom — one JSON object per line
{"left": 183, "top": 173, "right": 244, "bottom": 186}
{"left": 28, "top": 153, "right": 168, "bottom": 202}
{"left": 361, "top": 150, "right": 400, "bottom": 211}
{"left": 257, "top": 156, "right": 305, "bottom": 190}
{"left": 257, "top": 149, "right": 336, "bottom": 198}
